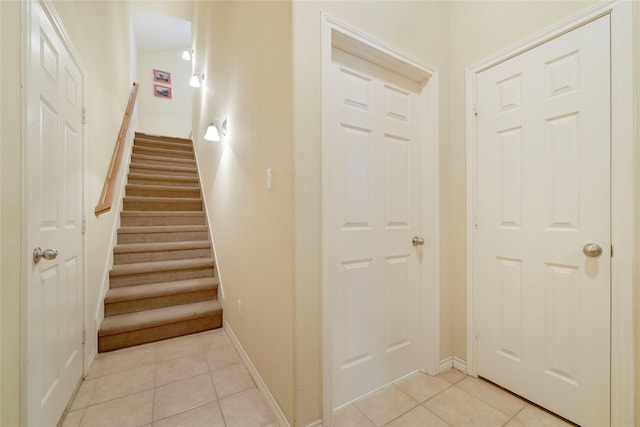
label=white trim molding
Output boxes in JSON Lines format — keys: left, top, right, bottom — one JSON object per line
{"left": 440, "top": 355, "right": 467, "bottom": 374}
{"left": 465, "top": 2, "right": 635, "bottom": 426}
{"left": 321, "top": 13, "right": 440, "bottom": 426}
{"left": 224, "top": 322, "right": 291, "bottom": 427}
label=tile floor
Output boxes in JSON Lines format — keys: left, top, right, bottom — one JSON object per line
{"left": 61, "top": 328, "right": 574, "bottom": 427}
{"left": 335, "top": 368, "right": 575, "bottom": 427}
{"left": 61, "top": 329, "right": 277, "bottom": 427}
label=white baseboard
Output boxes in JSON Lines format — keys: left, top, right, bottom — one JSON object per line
{"left": 304, "top": 420, "right": 323, "bottom": 427}
{"left": 224, "top": 321, "right": 290, "bottom": 427}
{"left": 440, "top": 355, "right": 467, "bottom": 374}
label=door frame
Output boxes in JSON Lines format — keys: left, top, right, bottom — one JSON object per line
{"left": 465, "top": 1, "right": 635, "bottom": 425}
{"left": 21, "top": 0, "right": 88, "bottom": 423}
{"left": 321, "top": 13, "right": 440, "bottom": 423}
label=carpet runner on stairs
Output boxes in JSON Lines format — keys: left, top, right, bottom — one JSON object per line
{"left": 98, "top": 133, "right": 222, "bottom": 352}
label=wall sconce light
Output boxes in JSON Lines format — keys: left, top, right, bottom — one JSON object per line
{"left": 204, "top": 122, "right": 221, "bottom": 142}
{"left": 189, "top": 73, "right": 200, "bottom": 87}
{"left": 182, "top": 48, "right": 193, "bottom": 61}
{"left": 220, "top": 119, "right": 227, "bottom": 136}
{"left": 189, "top": 73, "right": 205, "bottom": 88}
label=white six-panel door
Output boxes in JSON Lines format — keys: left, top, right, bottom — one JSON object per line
{"left": 25, "top": 1, "right": 85, "bottom": 425}
{"left": 329, "top": 47, "right": 424, "bottom": 408}
{"left": 476, "top": 16, "right": 610, "bottom": 426}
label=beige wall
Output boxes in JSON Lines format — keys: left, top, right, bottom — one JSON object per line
{"left": 636, "top": 4, "right": 640, "bottom": 424}
{"left": 191, "top": 1, "right": 296, "bottom": 422}
{"left": 1, "top": 2, "right": 22, "bottom": 424}
{"left": 137, "top": 49, "right": 192, "bottom": 138}
{"left": 0, "top": 1, "right": 133, "bottom": 423}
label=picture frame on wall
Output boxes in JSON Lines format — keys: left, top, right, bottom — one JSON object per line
{"left": 154, "top": 84, "right": 172, "bottom": 99}
{"left": 153, "top": 69, "right": 171, "bottom": 85}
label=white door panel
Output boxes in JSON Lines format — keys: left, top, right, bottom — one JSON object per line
{"left": 476, "top": 16, "right": 610, "bottom": 426}
{"left": 26, "top": 2, "right": 85, "bottom": 425}
{"left": 330, "top": 48, "right": 423, "bottom": 408}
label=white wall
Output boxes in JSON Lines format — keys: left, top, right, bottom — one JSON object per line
{"left": 137, "top": 49, "right": 192, "bottom": 138}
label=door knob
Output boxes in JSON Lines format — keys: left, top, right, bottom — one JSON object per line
{"left": 33, "top": 247, "right": 58, "bottom": 264}
{"left": 582, "top": 243, "right": 602, "bottom": 258}
{"left": 412, "top": 236, "right": 425, "bottom": 247}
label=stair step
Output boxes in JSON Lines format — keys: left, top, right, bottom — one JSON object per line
{"left": 114, "top": 240, "right": 211, "bottom": 264}
{"left": 132, "top": 145, "right": 195, "bottom": 160}
{"left": 119, "top": 211, "right": 206, "bottom": 226}
{"left": 127, "top": 173, "right": 199, "bottom": 187}
{"left": 134, "top": 138, "right": 194, "bottom": 153}
{"left": 117, "top": 225, "right": 209, "bottom": 244}
{"left": 104, "top": 277, "right": 218, "bottom": 316}
{"left": 123, "top": 196, "right": 202, "bottom": 211}
{"left": 110, "top": 257, "right": 215, "bottom": 287}
{"left": 131, "top": 153, "right": 196, "bottom": 168}
{"left": 98, "top": 300, "right": 222, "bottom": 352}
{"left": 125, "top": 184, "right": 201, "bottom": 198}
{"left": 135, "top": 132, "right": 192, "bottom": 145}
{"left": 129, "top": 163, "right": 198, "bottom": 178}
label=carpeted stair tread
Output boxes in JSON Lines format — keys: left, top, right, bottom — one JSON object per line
{"left": 129, "top": 163, "right": 197, "bottom": 174}
{"left": 131, "top": 153, "right": 196, "bottom": 166}
{"left": 119, "top": 211, "right": 205, "bottom": 227}
{"left": 114, "top": 240, "right": 211, "bottom": 255}
{"left": 134, "top": 139, "right": 195, "bottom": 152}
{"left": 99, "top": 300, "right": 222, "bottom": 337}
{"left": 118, "top": 224, "right": 207, "bottom": 234}
{"left": 123, "top": 196, "right": 203, "bottom": 211}
{"left": 133, "top": 145, "right": 195, "bottom": 159}
{"left": 110, "top": 257, "right": 214, "bottom": 277}
{"left": 127, "top": 173, "right": 199, "bottom": 186}
{"left": 125, "top": 184, "right": 201, "bottom": 198}
{"left": 135, "top": 132, "right": 192, "bottom": 144}
{"left": 105, "top": 277, "right": 219, "bottom": 304}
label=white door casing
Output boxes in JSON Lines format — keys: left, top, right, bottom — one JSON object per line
{"left": 23, "top": 1, "right": 86, "bottom": 425}
{"left": 321, "top": 15, "right": 440, "bottom": 417}
{"left": 466, "top": 2, "right": 635, "bottom": 426}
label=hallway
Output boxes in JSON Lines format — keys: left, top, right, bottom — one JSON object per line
{"left": 60, "top": 328, "right": 572, "bottom": 427}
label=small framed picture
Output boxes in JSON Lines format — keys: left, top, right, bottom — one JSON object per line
{"left": 154, "top": 84, "right": 172, "bottom": 99}
{"left": 153, "top": 69, "right": 171, "bottom": 85}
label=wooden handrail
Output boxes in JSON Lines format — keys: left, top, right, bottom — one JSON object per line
{"left": 94, "top": 82, "right": 139, "bottom": 216}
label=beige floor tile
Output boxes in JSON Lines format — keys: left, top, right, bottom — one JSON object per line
{"left": 385, "top": 406, "right": 450, "bottom": 427}
{"left": 211, "top": 362, "right": 255, "bottom": 398}
{"left": 155, "top": 334, "right": 204, "bottom": 362}
{"left": 205, "top": 344, "right": 242, "bottom": 371}
{"left": 515, "top": 405, "right": 575, "bottom": 427}
{"left": 153, "top": 373, "right": 218, "bottom": 421}
{"left": 504, "top": 419, "right": 527, "bottom": 427}
{"left": 219, "top": 387, "right": 275, "bottom": 427}
{"left": 354, "top": 385, "right": 419, "bottom": 426}
{"left": 437, "top": 368, "right": 466, "bottom": 384}
{"left": 153, "top": 401, "right": 225, "bottom": 427}
{"left": 394, "top": 372, "right": 451, "bottom": 403}
{"left": 262, "top": 422, "right": 279, "bottom": 427}
{"left": 60, "top": 409, "right": 84, "bottom": 427}
{"left": 456, "top": 377, "right": 526, "bottom": 417}
{"left": 87, "top": 344, "right": 157, "bottom": 379}
{"left": 156, "top": 352, "right": 209, "bottom": 386}
{"left": 80, "top": 389, "right": 153, "bottom": 427}
{"left": 424, "top": 386, "right": 509, "bottom": 427}
{"left": 199, "top": 328, "right": 232, "bottom": 350}
{"left": 89, "top": 364, "right": 155, "bottom": 405}
{"left": 70, "top": 379, "right": 97, "bottom": 410}
{"left": 333, "top": 404, "right": 375, "bottom": 427}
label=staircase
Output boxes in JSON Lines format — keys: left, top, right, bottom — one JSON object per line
{"left": 98, "top": 133, "right": 222, "bottom": 352}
